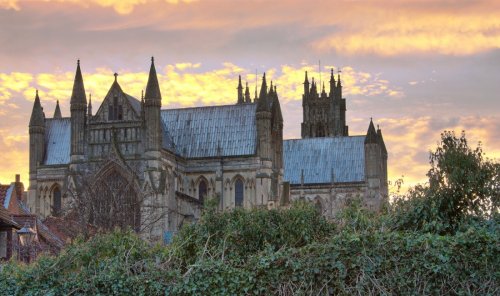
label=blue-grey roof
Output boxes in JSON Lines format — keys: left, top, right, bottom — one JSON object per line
{"left": 283, "top": 136, "right": 366, "bottom": 184}
{"left": 161, "top": 103, "right": 257, "bottom": 158}
{"left": 44, "top": 118, "right": 71, "bottom": 165}
{"left": 124, "top": 93, "right": 141, "bottom": 114}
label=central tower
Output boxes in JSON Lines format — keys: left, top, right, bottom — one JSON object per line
{"left": 301, "top": 69, "right": 348, "bottom": 138}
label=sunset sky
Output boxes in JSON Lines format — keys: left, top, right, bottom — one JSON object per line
{"left": 0, "top": 0, "right": 499, "bottom": 192}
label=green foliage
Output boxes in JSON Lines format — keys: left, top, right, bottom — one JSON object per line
{"left": 392, "top": 131, "right": 500, "bottom": 234}
{"left": 170, "top": 201, "right": 335, "bottom": 266}
{"left": 1, "top": 202, "right": 498, "bottom": 295}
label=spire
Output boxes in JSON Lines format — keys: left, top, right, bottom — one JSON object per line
{"left": 70, "top": 59, "right": 87, "bottom": 106}
{"left": 87, "top": 94, "right": 92, "bottom": 117}
{"left": 244, "top": 82, "right": 251, "bottom": 103}
{"left": 259, "top": 72, "right": 268, "bottom": 100}
{"left": 237, "top": 75, "right": 244, "bottom": 104}
{"left": 29, "top": 90, "right": 45, "bottom": 126}
{"left": 257, "top": 73, "right": 269, "bottom": 112}
{"left": 377, "top": 125, "right": 388, "bottom": 154}
{"left": 329, "top": 68, "right": 336, "bottom": 97}
{"left": 144, "top": 56, "right": 162, "bottom": 104}
{"left": 53, "top": 100, "right": 62, "bottom": 118}
{"left": 321, "top": 82, "right": 326, "bottom": 96}
{"left": 311, "top": 77, "right": 317, "bottom": 96}
{"left": 364, "top": 118, "right": 378, "bottom": 144}
{"left": 303, "top": 71, "right": 310, "bottom": 97}
{"left": 269, "top": 80, "right": 274, "bottom": 96}
{"left": 337, "top": 73, "right": 342, "bottom": 88}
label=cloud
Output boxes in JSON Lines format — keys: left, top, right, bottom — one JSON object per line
{"left": 313, "top": 3, "right": 500, "bottom": 56}
{"left": 0, "top": 0, "right": 197, "bottom": 14}
{"left": 0, "top": 62, "right": 498, "bottom": 196}
{"left": 348, "top": 115, "right": 500, "bottom": 193}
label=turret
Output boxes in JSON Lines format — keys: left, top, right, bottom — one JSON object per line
{"left": 28, "top": 90, "right": 46, "bottom": 212}
{"left": 237, "top": 75, "right": 244, "bottom": 104}
{"left": 29, "top": 90, "right": 45, "bottom": 179}
{"left": 244, "top": 82, "right": 251, "bottom": 103}
{"left": 364, "top": 119, "right": 382, "bottom": 198}
{"left": 377, "top": 125, "right": 388, "bottom": 197}
{"left": 256, "top": 73, "right": 271, "bottom": 160}
{"left": 144, "top": 57, "right": 162, "bottom": 153}
{"left": 70, "top": 60, "right": 87, "bottom": 160}
{"left": 53, "top": 100, "right": 62, "bottom": 118}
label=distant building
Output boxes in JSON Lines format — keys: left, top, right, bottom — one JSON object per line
{"left": 284, "top": 70, "right": 388, "bottom": 216}
{"left": 27, "top": 59, "right": 387, "bottom": 241}
{"left": 0, "top": 175, "right": 63, "bottom": 262}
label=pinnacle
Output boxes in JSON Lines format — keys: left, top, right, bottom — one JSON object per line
{"left": 70, "top": 59, "right": 87, "bottom": 106}
{"left": 53, "top": 100, "right": 62, "bottom": 118}
{"left": 29, "top": 89, "right": 45, "bottom": 126}
{"left": 144, "top": 57, "right": 162, "bottom": 103}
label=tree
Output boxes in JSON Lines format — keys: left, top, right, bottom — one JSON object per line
{"left": 392, "top": 131, "right": 499, "bottom": 233}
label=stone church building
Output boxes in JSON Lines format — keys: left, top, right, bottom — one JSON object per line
{"left": 27, "top": 59, "right": 387, "bottom": 240}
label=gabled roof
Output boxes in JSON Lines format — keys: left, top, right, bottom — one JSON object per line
{"left": 283, "top": 136, "right": 365, "bottom": 185}
{"left": 0, "top": 206, "right": 19, "bottom": 229}
{"left": 161, "top": 103, "right": 257, "bottom": 158}
{"left": 44, "top": 118, "right": 71, "bottom": 165}
{"left": 124, "top": 93, "right": 141, "bottom": 114}
{"left": 0, "top": 184, "right": 14, "bottom": 209}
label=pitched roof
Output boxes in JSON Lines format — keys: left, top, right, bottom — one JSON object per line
{"left": 161, "top": 103, "right": 257, "bottom": 158}
{"left": 0, "top": 185, "right": 10, "bottom": 208}
{"left": 124, "top": 93, "right": 141, "bottom": 114}
{"left": 0, "top": 206, "right": 19, "bottom": 229}
{"left": 0, "top": 184, "right": 14, "bottom": 209}
{"left": 283, "top": 136, "right": 366, "bottom": 185}
{"left": 44, "top": 118, "right": 71, "bottom": 165}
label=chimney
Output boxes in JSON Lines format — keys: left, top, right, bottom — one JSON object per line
{"left": 14, "top": 174, "right": 24, "bottom": 203}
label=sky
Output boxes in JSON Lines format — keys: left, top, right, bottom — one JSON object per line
{"left": 0, "top": 0, "right": 499, "bottom": 193}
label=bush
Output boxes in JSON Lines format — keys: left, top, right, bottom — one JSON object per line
{"left": 391, "top": 131, "right": 500, "bottom": 234}
{"left": 1, "top": 202, "right": 498, "bottom": 295}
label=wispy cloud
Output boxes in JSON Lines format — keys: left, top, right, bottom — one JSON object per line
{"left": 0, "top": 0, "right": 197, "bottom": 14}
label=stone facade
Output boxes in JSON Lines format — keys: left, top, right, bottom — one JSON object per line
{"left": 27, "top": 60, "right": 388, "bottom": 241}
{"left": 27, "top": 59, "right": 283, "bottom": 240}
{"left": 286, "top": 71, "right": 388, "bottom": 216}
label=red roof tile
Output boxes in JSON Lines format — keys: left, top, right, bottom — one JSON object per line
{"left": 0, "top": 185, "right": 10, "bottom": 208}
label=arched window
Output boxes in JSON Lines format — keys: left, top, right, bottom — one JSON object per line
{"left": 235, "top": 179, "right": 244, "bottom": 207}
{"left": 198, "top": 180, "right": 207, "bottom": 204}
{"left": 52, "top": 186, "right": 62, "bottom": 216}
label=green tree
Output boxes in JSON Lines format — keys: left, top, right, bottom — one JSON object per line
{"left": 393, "top": 131, "right": 499, "bottom": 233}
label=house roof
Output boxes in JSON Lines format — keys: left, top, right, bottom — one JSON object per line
{"left": 0, "top": 206, "right": 19, "bottom": 229}
{"left": 161, "top": 103, "right": 257, "bottom": 158}
{"left": 44, "top": 118, "right": 71, "bottom": 165}
{"left": 283, "top": 136, "right": 366, "bottom": 185}
{"left": 0, "top": 184, "right": 12, "bottom": 209}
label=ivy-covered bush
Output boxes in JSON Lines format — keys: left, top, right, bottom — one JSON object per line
{"left": 170, "top": 201, "right": 335, "bottom": 266}
{"left": 1, "top": 202, "right": 498, "bottom": 295}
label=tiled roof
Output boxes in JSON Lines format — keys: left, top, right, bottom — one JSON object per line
{"left": 283, "top": 136, "right": 366, "bottom": 185}
{"left": 0, "top": 184, "right": 10, "bottom": 209}
{"left": 124, "top": 93, "right": 141, "bottom": 115}
{"left": 0, "top": 207, "right": 19, "bottom": 228}
{"left": 161, "top": 103, "right": 257, "bottom": 158}
{"left": 44, "top": 118, "right": 71, "bottom": 165}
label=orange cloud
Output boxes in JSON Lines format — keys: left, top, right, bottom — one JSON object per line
{"left": 352, "top": 116, "right": 500, "bottom": 194}
{"left": 314, "top": 4, "right": 500, "bottom": 56}
{"left": 1, "top": 0, "right": 197, "bottom": 14}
